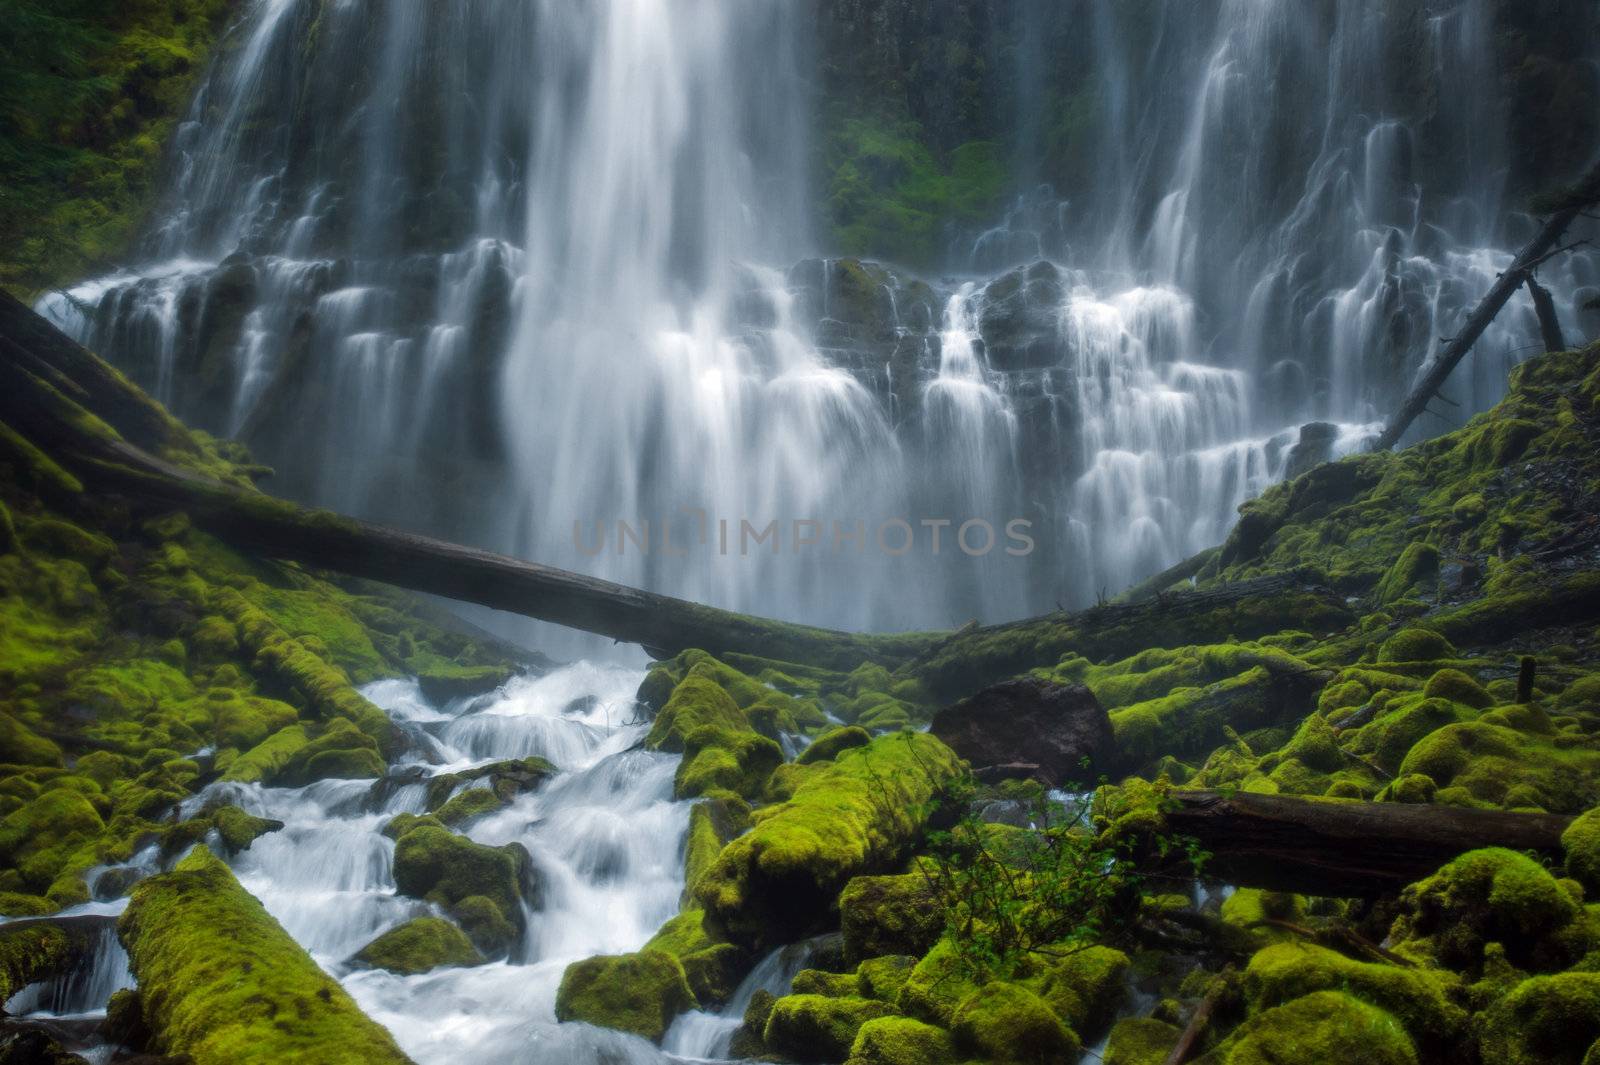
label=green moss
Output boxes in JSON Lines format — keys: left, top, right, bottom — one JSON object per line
{"left": 1397, "top": 720, "right": 1600, "bottom": 812}
{"left": 840, "top": 873, "right": 943, "bottom": 963}
{"left": 1479, "top": 972, "right": 1600, "bottom": 1065}
{"left": 844, "top": 1015, "right": 957, "bottom": 1065}
{"left": 1389, "top": 847, "right": 1589, "bottom": 974}
{"left": 1243, "top": 942, "right": 1466, "bottom": 1055}
{"left": 763, "top": 993, "right": 897, "bottom": 1063}
{"left": 1031, "top": 944, "right": 1129, "bottom": 1041}
{"left": 391, "top": 825, "right": 532, "bottom": 953}
{"left": 117, "top": 847, "right": 411, "bottom": 1064}
{"left": 554, "top": 949, "right": 695, "bottom": 1043}
{"left": 0, "top": 922, "right": 70, "bottom": 1002}
{"left": 219, "top": 725, "right": 308, "bottom": 785}
{"left": 447, "top": 895, "right": 517, "bottom": 959}
{"left": 1375, "top": 543, "right": 1440, "bottom": 605}
{"left": 695, "top": 732, "right": 962, "bottom": 949}
{"left": 1422, "top": 668, "right": 1494, "bottom": 709}
{"left": 1566, "top": 807, "right": 1600, "bottom": 893}
{"left": 950, "top": 980, "right": 1079, "bottom": 1064}
{"left": 433, "top": 786, "right": 504, "bottom": 828}
{"left": 209, "top": 804, "right": 281, "bottom": 855}
{"left": 856, "top": 955, "right": 917, "bottom": 1001}
{"left": 799, "top": 725, "right": 873, "bottom": 765}
{"left": 350, "top": 917, "right": 482, "bottom": 975}
{"left": 793, "top": 967, "right": 863, "bottom": 997}
{"left": 1379, "top": 628, "right": 1456, "bottom": 663}
{"left": 0, "top": 712, "right": 62, "bottom": 767}
{"left": 275, "top": 718, "right": 384, "bottom": 785}
{"left": 1103, "top": 1017, "right": 1180, "bottom": 1065}
{"left": 1216, "top": 990, "right": 1418, "bottom": 1064}
{"left": 0, "top": 787, "right": 104, "bottom": 894}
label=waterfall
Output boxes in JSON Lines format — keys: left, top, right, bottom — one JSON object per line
{"left": 36, "top": 0, "right": 1600, "bottom": 634}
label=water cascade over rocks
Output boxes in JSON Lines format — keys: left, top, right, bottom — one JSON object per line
{"left": 37, "top": 0, "right": 1600, "bottom": 631}
{"left": 12, "top": 1, "right": 1600, "bottom": 1060}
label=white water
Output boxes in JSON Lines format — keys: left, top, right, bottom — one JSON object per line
{"left": 196, "top": 664, "right": 703, "bottom": 1064}
{"left": 38, "top": 0, "right": 1597, "bottom": 638}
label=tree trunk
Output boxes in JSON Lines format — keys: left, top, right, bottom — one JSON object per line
{"left": 1374, "top": 160, "right": 1598, "bottom": 451}
{"left": 1526, "top": 275, "right": 1567, "bottom": 353}
{"left": 1150, "top": 789, "right": 1572, "bottom": 896}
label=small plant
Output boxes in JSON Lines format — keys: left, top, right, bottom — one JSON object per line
{"left": 904, "top": 754, "right": 1206, "bottom": 981}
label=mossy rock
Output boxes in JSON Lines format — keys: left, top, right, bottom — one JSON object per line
{"left": 448, "top": 894, "right": 518, "bottom": 959}
{"left": 0, "top": 713, "right": 62, "bottom": 768}
{"left": 209, "top": 804, "right": 282, "bottom": 855}
{"left": 1389, "top": 847, "right": 1588, "bottom": 974}
{"left": 1421, "top": 668, "right": 1494, "bottom": 709}
{"left": 349, "top": 916, "right": 482, "bottom": 975}
{"left": 695, "top": 732, "right": 962, "bottom": 950}
{"left": 433, "top": 787, "right": 504, "bottom": 828}
{"left": 221, "top": 725, "right": 309, "bottom": 785}
{"left": 844, "top": 1015, "right": 957, "bottom": 1065}
{"left": 391, "top": 825, "right": 534, "bottom": 953}
{"left": 1375, "top": 542, "right": 1440, "bottom": 605}
{"left": 763, "top": 993, "right": 896, "bottom": 1063}
{"left": 1479, "top": 971, "right": 1600, "bottom": 1065}
{"left": 1378, "top": 628, "right": 1456, "bottom": 663}
{"left": 275, "top": 718, "right": 384, "bottom": 786}
{"left": 798, "top": 725, "right": 873, "bottom": 765}
{"left": 950, "top": 980, "right": 1079, "bottom": 1064}
{"left": 554, "top": 949, "right": 695, "bottom": 1043}
{"left": 1243, "top": 942, "right": 1466, "bottom": 1056}
{"left": 840, "top": 873, "right": 943, "bottom": 962}
{"left": 1564, "top": 807, "right": 1600, "bottom": 893}
{"left": 117, "top": 847, "right": 411, "bottom": 1064}
{"left": 856, "top": 954, "right": 917, "bottom": 1001}
{"left": 1032, "top": 944, "right": 1129, "bottom": 1041}
{"left": 1216, "top": 990, "right": 1417, "bottom": 1064}
{"left": 1103, "top": 1017, "right": 1180, "bottom": 1065}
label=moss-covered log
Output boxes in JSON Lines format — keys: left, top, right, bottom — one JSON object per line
{"left": 1146, "top": 790, "right": 1574, "bottom": 897}
{"left": 117, "top": 847, "right": 414, "bottom": 1065}
{"left": 0, "top": 914, "right": 117, "bottom": 1002}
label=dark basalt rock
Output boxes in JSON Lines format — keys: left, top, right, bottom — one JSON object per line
{"left": 1284, "top": 421, "right": 1340, "bottom": 480}
{"left": 930, "top": 677, "right": 1115, "bottom": 786}
{"left": 977, "top": 260, "right": 1067, "bottom": 372}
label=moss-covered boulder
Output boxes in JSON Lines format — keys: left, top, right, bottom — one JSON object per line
{"left": 1033, "top": 944, "right": 1130, "bottom": 1042}
{"left": 1217, "top": 990, "right": 1417, "bottom": 1064}
{"left": 209, "top": 804, "right": 283, "bottom": 855}
{"left": 763, "top": 993, "right": 896, "bottom": 1063}
{"left": 1244, "top": 942, "right": 1466, "bottom": 1056}
{"left": 950, "top": 980, "right": 1078, "bottom": 1064}
{"left": 275, "top": 718, "right": 385, "bottom": 785}
{"left": 1564, "top": 806, "right": 1600, "bottom": 893}
{"left": 1479, "top": 971, "right": 1600, "bottom": 1065}
{"left": 647, "top": 660, "right": 784, "bottom": 800}
{"left": 390, "top": 825, "right": 534, "bottom": 956}
{"left": 844, "top": 1015, "right": 957, "bottom": 1065}
{"left": 349, "top": 917, "right": 482, "bottom": 975}
{"left": 695, "top": 732, "right": 962, "bottom": 949}
{"left": 1103, "top": 1017, "right": 1180, "bottom": 1065}
{"left": 839, "top": 873, "right": 943, "bottom": 962}
{"left": 798, "top": 725, "right": 872, "bottom": 765}
{"left": 553, "top": 949, "right": 695, "bottom": 1043}
{"left": 1388, "top": 847, "right": 1588, "bottom": 974}
{"left": 117, "top": 847, "right": 412, "bottom": 1064}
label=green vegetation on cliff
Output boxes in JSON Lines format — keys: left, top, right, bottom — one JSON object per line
{"left": 0, "top": 0, "right": 236, "bottom": 294}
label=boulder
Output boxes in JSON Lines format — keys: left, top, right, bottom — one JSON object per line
{"left": 554, "top": 950, "right": 695, "bottom": 1043}
{"left": 931, "top": 677, "right": 1114, "bottom": 785}
{"left": 976, "top": 260, "right": 1066, "bottom": 372}
{"left": 1284, "top": 421, "right": 1340, "bottom": 480}
{"left": 349, "top": 917, "right": 482, "bottom": 975}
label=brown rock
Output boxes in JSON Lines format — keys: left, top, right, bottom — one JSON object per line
{"left": 930, "top": 678, "right": 1115, "bottom": 786}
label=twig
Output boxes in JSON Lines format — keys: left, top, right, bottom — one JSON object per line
{"left": 1163, "top": 966, "right": 1233, "bottom": 1065}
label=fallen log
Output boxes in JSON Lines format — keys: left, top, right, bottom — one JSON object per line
{"left": 1374, "top": 160, "right": 1599, "bottom": 450}
{"left": 2, "top": 292, "right": 1357, "bottom": 682}
{"left": 0, "top": 291, "right": 935, "bottom": 671}
{"left": 1153, "top": 789, "right": 1572, "bottom": 897}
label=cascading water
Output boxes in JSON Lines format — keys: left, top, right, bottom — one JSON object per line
{"left": 35, "top": 0, "right": 1600, "bottom": 630}
{"left": 16, "top": 3, "right": 1599, "bottom": 1059}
